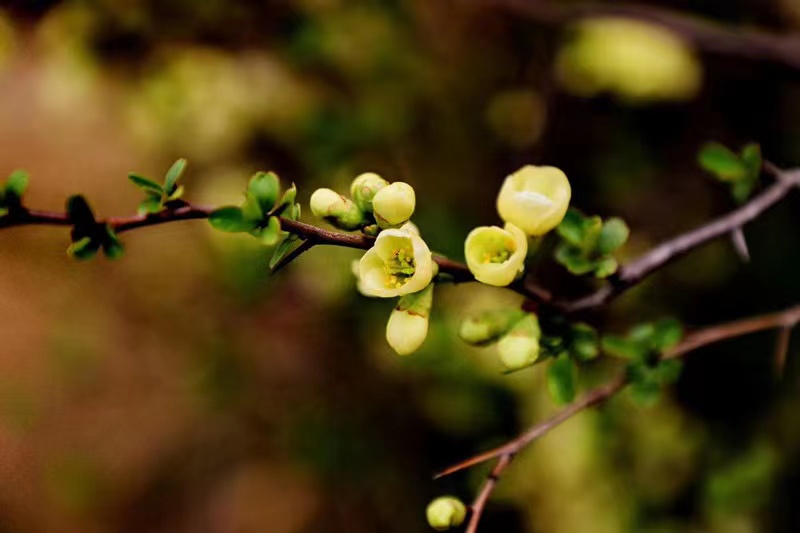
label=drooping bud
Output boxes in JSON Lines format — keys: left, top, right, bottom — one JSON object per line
{"left": 496, "top": 165, "right": 571, "bottom": 236}
{"left": 459, "top": 309, "right": 527, "bottom": 346}
{"left": 497, "top": 314, "right": 541, "bottom": 370}
{"left": 386, "top": 283, "right": 434, "bottom": 356}
{"left": 464, "top": 222, "right": 528, "bottom": 287}
{"left": 309, "top": 188, "right": 365, "bottom": 230}
{"left": 426, "top": 496, "right": 467, "bottom": 531}
{"left": 350, "top": 172, "right": 389, "bottom": 213}
{"left": 372, "top": 182, "right": 416, "bottom": 228}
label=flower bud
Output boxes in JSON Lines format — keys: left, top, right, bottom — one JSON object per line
{"left": 309, "top": 188, "right": 365, "bottom": 230}
{"left": 465, "top": 223, "right": 528, "bottom": 287}
{"left": 358, "top": 226, "right": 434, "bottom": 298}
{"left": 386, "top": 284, "right": 434, "bottom": 356}
{"left": 497, "top": 314, "right": 541, "bottom": 370}
{"left": 459, "top": 309, "right": 526, "bottom": 346}
{"left": 350, "top": 172, "right": 389, "bottom": 213}
{"left": 496, "top": 165, "right": 571, "bottom": 236}
{"left": 426, "top": 496, "right": 467, "bottom": 531}
{"left": 372, "top": 182, "right": 416, "bottom": 227}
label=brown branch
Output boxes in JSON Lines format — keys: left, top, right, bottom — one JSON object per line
{"left": 485, "top": 0, "right": 800, "bottom": 73}
{"left": 0, "top": 203, "right": 555, "bottom": 301}
{"left": 561, "top": 168, "right": 800, "bottom": 313}
{"left": 437, "top": 304, "right": 800, "bottom": 532}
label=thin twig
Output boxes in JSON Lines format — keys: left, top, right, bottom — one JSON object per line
{"left": 465, "top": 454, "right": 512, "bottom": 533}
{"left": 561, "top": 169, "right": 800, "bottom": 313}
{"left": 0, "top": 203, "right": 554, "bottom": 302}
{"left": 483, "top": 0, "right": 800, "bottom": 73}
{"left": 774, "top": 326, "right": 793, "bottom": 377}
{"left": 436, "top": 304, "right": 800, "bottom": 532}
{"left": 270, "top": 239, "right": 314, "bottom": 274}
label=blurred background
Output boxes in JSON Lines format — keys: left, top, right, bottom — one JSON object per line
{"left": 0, "top": 0, "right": 798, "bottom": 532}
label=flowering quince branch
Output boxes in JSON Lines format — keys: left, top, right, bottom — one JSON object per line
{"left": 0, "top": 148, "right": 797, "bottom": 532}
{"left": 559, "top": 165, "right": 800, "bottom": 313}
{"left": 441, "top": 304, "right": 800, "bottom": 533}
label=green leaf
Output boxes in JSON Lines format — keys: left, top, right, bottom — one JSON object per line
{"left": 269, "top": 237, "right": 298, "bottom": 270}
{"left": 259, "top": 216, "right": 282, "bottom": 246}
{"left": 67, "top": 236, "right": 100, "bottom": 261}
{"left": 275, "top": 183, "right": 297, "bottom": 215}
{"left": 557, "top": 209, "right": 586, "bottom": 247}
{"left": 581, "top": 215, "right": 603, "bottom": 250}
{"left": 571, "top": 323, "right": 599, "bottom": 362}
{"left": 699, "top": 143, "right": 747, "bottom": 182}
{"left": 241, "top": 192, "right": 264, "bottom": 223}
{"left": 601, "top": 335, "right": 643, "bottom": 359}
{"left": 163, "top": 158, "right": 187, "bottom": 194}
{"left": 597, "top": 218, "right": 630, "bottom": 254}
{"left": 628, "top": 378, "right": 661, "bottom": 407}
{"left": 247, "top": 171, "right": 280, "bottom": 213}
{"left": 0, "top": 207, "right": 7, "bottom": 218}
{"left": 5, "top": 170, "right": 29, "bottom": 200}
{"left": 102, "top": 226, "right": 125, "bottom": 260}
{"left": 547, "top": 354, "right": 576, "bottom": 405}
{"left": 653, "top": 318, "right": 683, "bottom": 350}
{"left": 629, "top": 323, "right": 656, "bottom": 344}
{"left": 66, "top": 195, "right": 96, "bottom": 226}
{"left": 555, "top": 244, "right": 596, "bottom": 275}
{"left": 208, "top": 206, "right": 257, "bottom": 233}
{"left": 655, "top": 359, "right": 683, "bottom": 384}
{"left": 732, "top": 179, "right": 756, "bottom": 204}
{"left": 137, "top": 195, "right": 163, "bottom": 215}
{"left": 288, "top": 202, "right": 301, "bottom": 221}
{"left": 167, "top": 185, "right": 185, "bottom": 201}
{"left": 740, "top": 143, "right": 762, "bottom": 180}
{"left": 594, "top": 256, "right": 618, "bottom": 278}
{"left": 128, "top": 174, "right": 163, "bottom": 195}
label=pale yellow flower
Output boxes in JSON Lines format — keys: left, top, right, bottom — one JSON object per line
{"left": 358, "top": 227, "right": 434, "bottom": 297}
{"left": 426, "top": 497, "right": 467, "bottom": 531}
{"left": 465, "top": 223, "right": 527, "bottom": 287}
{"left": 372, "top": 181, "right": 415, "bottom": 227}
{"left": 496, "top": 165, "right": 571, "bottom": 236}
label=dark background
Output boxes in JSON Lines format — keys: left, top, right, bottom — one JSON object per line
{"left": 0, "top": 1, "right": 798, "bottom": 532}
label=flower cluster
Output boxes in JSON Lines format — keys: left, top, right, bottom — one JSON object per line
{"left": 310, "top": 174, "right": 434, "bottom": 356}
{"left": 309, "top": 165, "right": 572, "bottom": 362}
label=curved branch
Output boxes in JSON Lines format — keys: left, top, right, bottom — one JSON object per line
{"left": 438, "top": 304, "right": 800, "bottom": 532}
{"left": 486, "top": 0, "right": 800, "bottom": 73}
{"left": 561, "top": 168, "right": 800, "bottom": 313}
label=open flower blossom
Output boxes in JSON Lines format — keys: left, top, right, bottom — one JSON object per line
{"left": 464, "top": 222, "right": 527, "bottom": 287}
{"left": 496, "top": 165, "right": 571, "bottom": 236}
{"left": 386, "top": 283, "right": 433, "bottom": 356}
{"left": 358, "top": 225, "right": 434, "bottom": 297}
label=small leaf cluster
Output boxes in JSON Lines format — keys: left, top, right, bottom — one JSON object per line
{"left": 66, "top": 195, "right": 124, "bottom": 260}
{"left": 129, "top": 159, "right": 188, "bottom": 215}
{"left": 699, "top": 142, "right": 762, "bottom": 203}
{"left": 601, "top": 319, "right": 684, "bottom": 406}
{"left": 539, "top": 320, "right": 600, "bottom": 405}
{"left": 555, "top": 209, "right": 630, "bottom": 278}
{"left": 0, "top": 170, "right": 29, "bottom": 217}
{"left": 208, "top": 171, "right": 302, "bottom": 269}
